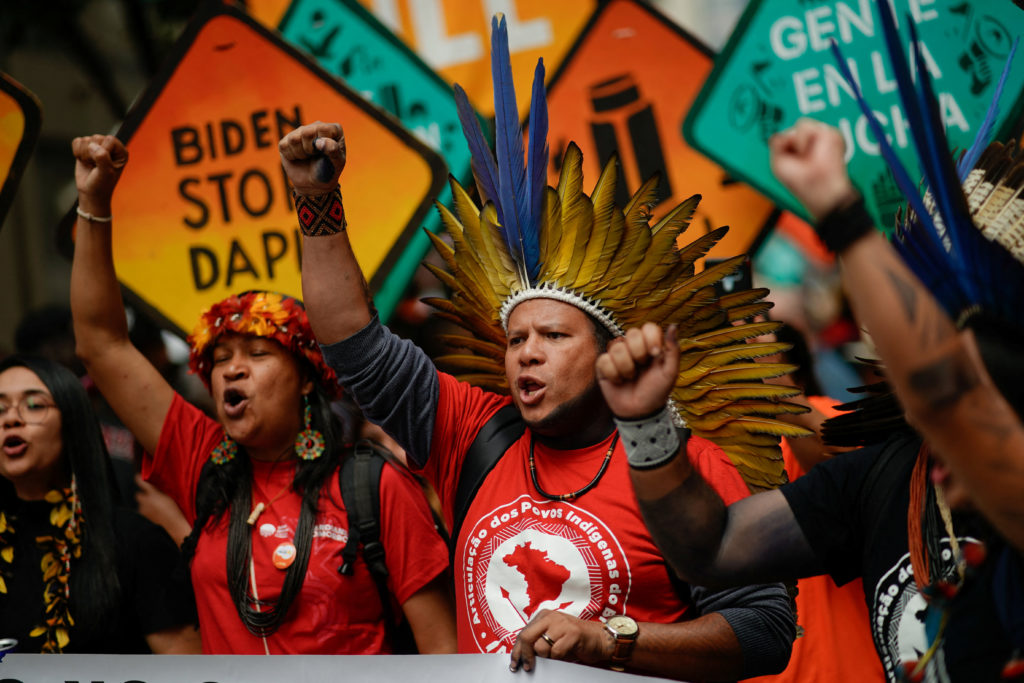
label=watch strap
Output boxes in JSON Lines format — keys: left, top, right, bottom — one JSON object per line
{"left": 607, "top": 620, "right": 638, "bottom": 671}
{"left": 610, "top": 639, "right": 634, "bottom": 671}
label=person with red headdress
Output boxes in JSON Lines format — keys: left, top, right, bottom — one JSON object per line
{"left": 67, "top": 133, "right": 456, "bottom": 655}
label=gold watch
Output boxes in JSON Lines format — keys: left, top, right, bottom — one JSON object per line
{"left": 605, "top": 615, "right": 639, "bottom": 671}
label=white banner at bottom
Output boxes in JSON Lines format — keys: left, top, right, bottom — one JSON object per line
{"left": 0, "top": 653, "right": 678, "bottom": 682}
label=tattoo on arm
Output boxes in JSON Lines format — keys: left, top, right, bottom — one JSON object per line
{"left": 882, "top": 265, "right": 953, "bottom": 350}
{"left": 909, "top": 348, "right": 980, "bottom": 412}
{"left": 885, "top": 267, "right": 917, "bottom": 322}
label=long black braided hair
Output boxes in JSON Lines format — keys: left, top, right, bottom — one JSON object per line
{"left": 179, "top": 382, "right": 346, "bottom": 636}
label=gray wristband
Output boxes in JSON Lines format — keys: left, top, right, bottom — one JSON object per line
{"left": 615, "top": 406, "right": 686, "bottom": 470}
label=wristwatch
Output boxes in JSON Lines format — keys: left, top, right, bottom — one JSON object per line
{"left": 605, "top": 615, "right": 639, "bottom": 671}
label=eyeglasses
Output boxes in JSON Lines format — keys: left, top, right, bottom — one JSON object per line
{"left": 0, "top": 395, "right": 56, "bottom": 426}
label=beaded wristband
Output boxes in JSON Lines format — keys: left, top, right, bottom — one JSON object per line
{"left": 815, "top": 195, "right": 874, "bottom": 254}
{"left": 615, "top": 406, "right": 688, "bottom": 470}
{"left": 295, "top": 187, "right": 346, "bottom": 236}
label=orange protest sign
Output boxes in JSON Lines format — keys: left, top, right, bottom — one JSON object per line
{"left": 59, "top": 3, "right": 445, "bottom": 336}
{"left": 240, "top": 0, "right": 291, "bottom": 28}
{"left": 353, "top": 0, "right": 595, "bottom": 117}
{"left": 0, "top": 74, "right": 41, "bottom": 229}
{"left": 545, "top": 0, "right": 776, "bottom": 260}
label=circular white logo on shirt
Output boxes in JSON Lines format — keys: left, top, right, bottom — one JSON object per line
{"left": 461, "top": 495, "right": 631, "bottom": 653}
{"left": 872, "top": 539, "right": 974, "bottom": 681}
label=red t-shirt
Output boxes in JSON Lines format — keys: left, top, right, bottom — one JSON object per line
{"left": 750, "top": 395, "right": 885, "bottom": 683}
{"left": 421, "top": 373, "right": 750, "bottom": 654}
{"left": 143, "top": 394, "right": 448, "bottom": 654}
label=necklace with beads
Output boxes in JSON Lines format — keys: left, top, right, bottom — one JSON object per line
{"left": 901, "top": 445, "right": 1024, "bottom": 681}
{"left": 528, "top": 434, "right": 619, "bottom": 502}
{"left": 0, "top": 482, "right": 83, "bottom": 653}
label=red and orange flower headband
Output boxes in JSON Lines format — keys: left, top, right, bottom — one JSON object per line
{"left": 188, "top": 291, "right": 339, "bottom": 397}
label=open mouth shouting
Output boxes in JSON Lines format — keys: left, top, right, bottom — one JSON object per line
{"left": 222, "top": 387, "right": 250, "bottom": 419}
{"left": 2, "top": 435, "right": 27, "bottom": 458}
{"left": 517, "top": 376, "right": 546, "bottom": 406}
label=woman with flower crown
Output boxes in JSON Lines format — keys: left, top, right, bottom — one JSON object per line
{"left": 0, "top": 354, "right": 200, "bottom": 653}
{"left": 67, "top": 133, "right": 456, "bottom": 654}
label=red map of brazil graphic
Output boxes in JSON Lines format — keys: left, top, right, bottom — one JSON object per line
{"left": 503, "top": 541, "right": 572, "bottom": 618}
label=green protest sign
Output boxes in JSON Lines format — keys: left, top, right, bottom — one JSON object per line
{"left": 279, "top": 0, "right": 475, "bottom": 321}
{"left": 685, "top": 0, "right": 1024, "bottom": 229}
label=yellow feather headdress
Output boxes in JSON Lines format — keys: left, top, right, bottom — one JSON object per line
{"left": 428, "top": 15, "right": 810, "bottom": 491}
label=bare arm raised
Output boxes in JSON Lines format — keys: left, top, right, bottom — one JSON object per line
{"left": 70, "top": 135, "right": 173, "bottom": 454}
{"left": 606, "top": 324, "right": 821, "bottom": 588}
{"left": 278, "top": 121, "right": 372, "bottom": 344}
{"left": 771, "top": 118, "right": 1024, "bottom": 552}
{"left": 768, "top": 120, "right": 963, "bottom": 407}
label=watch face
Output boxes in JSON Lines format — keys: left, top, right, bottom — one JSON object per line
{"left": 607, "top": 615, "right": 639, "bottom": 638}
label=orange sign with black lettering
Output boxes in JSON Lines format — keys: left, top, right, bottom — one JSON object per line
{"left": 545, "top": 0, "right": 776, "bottom": 260}
{"left": 59, "top": 2, "right": 445, "bottom": 335}
{"left": 0, "top": 73, "right": 41, "bottom": 229}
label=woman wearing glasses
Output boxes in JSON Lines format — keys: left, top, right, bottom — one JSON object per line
{"left": 0, "top": 355, "right": 200, "bottom": 653}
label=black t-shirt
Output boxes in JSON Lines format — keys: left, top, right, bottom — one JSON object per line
{"left": 0, "top": 499, "right": 197, "bottom": 653}
{"left": 782, "top": 433, "right": 1012, "bottom": 682}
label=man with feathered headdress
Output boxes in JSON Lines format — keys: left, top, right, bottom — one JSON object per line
{"left": 280, "top": 16, "right": 801, "bottom": 680}
{"left": 626, "top": 2, "right": 1024, "bottom": 681}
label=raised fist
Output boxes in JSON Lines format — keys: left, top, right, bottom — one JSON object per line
{"left": 278, "top": 121, "right": 346, "bottom": 196}
{"left": 72, "top": 134, "right": 128, "bottom": 216}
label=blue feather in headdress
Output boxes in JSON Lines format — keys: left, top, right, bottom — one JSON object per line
{"left": 524, "top": 57, "right": 548, "bottom": 283}
{"left": 830, "top": 0, "right": 1023, "bottom": 325}
{"left": 904, "top": 19, "right": 976, "bottom": 286}
{"left": 958, "top": 40, "right": 1018, "bottom": 180}
{"left": 452, "top": 14, "right": 544, "bottom": 286}
{"left": 490, "top": 14, "right": 541, "bottom": 284}
{"left": 454, "top": 83, "right": 501, "bottom": 222}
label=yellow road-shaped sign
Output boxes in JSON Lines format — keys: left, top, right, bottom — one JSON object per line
{"left": 59, "top": 2, "right": 445, "bottom": 336}
{"left": 0, "top": 73, "right": 41, "bottom": 229}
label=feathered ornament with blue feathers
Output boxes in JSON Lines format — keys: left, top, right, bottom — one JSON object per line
{"left": 830, "top": 0, "right": 1024, "bottom": 333}
{"left": 424, "top": 14, "right": 811, "bottom": 492}
{"left": 821, "top": 0, "right": 1024, "bottom": 454}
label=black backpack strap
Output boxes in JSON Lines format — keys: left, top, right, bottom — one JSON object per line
{"left": 338, "top": 440, "right": 389, "bottom": 580}
{"left": 449, "top": 404, "right": 525, "bottom": 558}
{"left": 338, "top": 440, "right": 395, "bottom": 649}
{"left": 339, "top": 439, "right": 442, "bottom": 654}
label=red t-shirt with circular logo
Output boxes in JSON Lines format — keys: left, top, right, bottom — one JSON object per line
{"left": 422, "top": 372, "right": 750, "bottom": 654}
{"left": 145, "top": 394, "right": 448, "bottom": 654}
